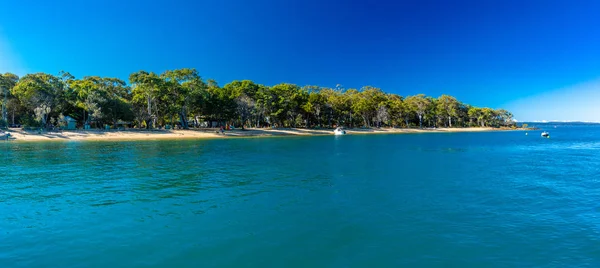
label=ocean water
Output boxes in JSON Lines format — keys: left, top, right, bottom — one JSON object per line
{"left": 1, "top": 125, "right": 600, "bottom": 267}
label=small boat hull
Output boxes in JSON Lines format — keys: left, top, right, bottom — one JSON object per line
{"left": 333, "top": 128, "right": 346, "bottom": 135}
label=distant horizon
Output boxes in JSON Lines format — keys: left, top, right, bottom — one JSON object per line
{"left": 519, "top": 121, "right": 600, "bottom": 124}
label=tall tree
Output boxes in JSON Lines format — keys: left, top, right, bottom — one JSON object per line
{"left": 387, "top": 94, "right": 405, "bottom": 127}
{"left": 100, "top": 77, "right": 132, "bottom": 126}
{"left": 0, "top": 73, "right": 19, "bottom": 124}
{"left": 269, "top": 83, "right": 305, "bottom": 127}
{"left": 342, "top": 89, "right": 359, "bottom": 128}
{"left": 70, "top": 77, "right": 99, "bottom": 126}
{"left": 352, "top": 86, "right": 386, "bottom": 127}
{"left": 161, "top": 68, "right": 202, "bottom": 129}
{"left": 235, "top": 93, "right": 255, "bottom": 129}
{"left": 205, "top": 79, "right": 236, "bottom": 126}
{"left": 12, "top": 73, "right": 66, "bottom": 128}
{"left": 319, "top": 88, "right": 338, "bottom": 127}
{"left": 2, "top": 69, "right": 517, "bottom": 130}
{"left": 405, "top": 94, "right": 431, "bottom": 128}
{"left": 130, "top": 71, "right": 162, "bottom": 128}
{"left": 224, "top": 80, "right": 262, "bottom": 128}
{"left": 302, "top": 88, "right": 325, "bottom": 127}
{"left": 495, "top": 109, "right": 514, "bottom": 127}
{"left": 480, "top": 108, "right": 496, "bottom": 127}
{"left": 437, "top": 94, "right": 459, "bottom": 127}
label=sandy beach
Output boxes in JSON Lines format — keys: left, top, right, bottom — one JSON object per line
{"left": 0, "top": 127, "right": 514, "bottom": 142}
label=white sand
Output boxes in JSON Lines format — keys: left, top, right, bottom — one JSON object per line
{"left": 3, "top": 127, "right": 508, "bottom": 142}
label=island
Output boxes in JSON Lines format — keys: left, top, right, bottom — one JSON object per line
{"left": 1, "top": 70, "right": 518, "bottom": 141}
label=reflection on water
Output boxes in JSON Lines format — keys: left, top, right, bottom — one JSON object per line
{"left": 2, "top": 126, "right": 600, "bottom": 267}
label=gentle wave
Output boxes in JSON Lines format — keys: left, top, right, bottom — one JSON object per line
{"left": 2, "top": 127, "right": 600, "bottom": 267}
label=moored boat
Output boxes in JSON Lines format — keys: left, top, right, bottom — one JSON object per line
{"left": 334, "top": 127, "right": 346, "bottom": 135}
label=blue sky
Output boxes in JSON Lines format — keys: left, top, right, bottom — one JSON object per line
{"left": 1, "top": 0, "right": 600, "bottom": 121}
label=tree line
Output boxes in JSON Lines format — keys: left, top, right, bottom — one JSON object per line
{"left": 0, "top": 69, "right": 515, "bottom": 130}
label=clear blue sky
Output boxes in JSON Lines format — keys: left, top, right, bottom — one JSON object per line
{"left": 1, "top": 0, "right": 600, "bottom": 121}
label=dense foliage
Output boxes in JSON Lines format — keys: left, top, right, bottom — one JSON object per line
{"left": 0, "top": 70, "right": 515, "bottom": 129}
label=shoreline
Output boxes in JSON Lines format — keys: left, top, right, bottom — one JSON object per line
{"left": 1, "top": 127, "right": 519, "bottom": 142}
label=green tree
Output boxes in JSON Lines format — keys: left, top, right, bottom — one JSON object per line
{"left": 319, "top": 88, "right": 338, "bottom": 127}
{"left": 224, "top": 80, "right": 263, "bottom": 128}
{"left": 205, "top": 79, "right": 236, "bottom": 126}
{"left": 495, "top": 109, "right": 514, "bottom": 127}
{"left": 70, "top": 77, "right": 100, "bottom": 126}
{"left": 437, "top": 95, "right": 459, "bottom": 127}
{"left": 234, "top": 93, "right": 254, "bottom": 129}
{"left": 343, "top": 89, "right": 359, "bottom": 128}
{"left": 254, "top": 85, "right": 274, "bottom": 127}
{"left": 455, "top": 102, "right": 469, "bottom": 127}
{"left": 2, "top": 69, "right": 516, "bottom": 131}
{"left": 101, "top": 77, "right": 133, "bottom": 126}
{"left": 224, "top": 80, "right": 261, "bottom": 100}
{"left": 130, "top": 71, "right": 162, "bottom": 128}
{"left": 302, "top": 88, "right": 326, "bottom": 127}
{"left": 268, "top": 83, "right": 305, "bottom": 127}
{"left": 161, "top": 68, "right": 203, "bottom": 129}
{"left": 68, "top": 76, "right": 131, "bottom": 128}
{"left": 480, "top": 107, "right": 496, "bottom": 127}
{"left": 425, "top": 96, "right": 437, "bottom": 128}
{"left": 352, "top": 86, "right": 386, "bottom": 127}
{"left": 387, "top": 94, "right": 405, "bottom": 127}
{"left": 405, "top": 94, "right": 431, "bottom": 128}
{"left": 12, "top": 73, "right": 66, "bottom": 128}
{"left": 0, "top": 73, "right": 19, "bottom": 125}
{"left": 467, "top": 106, "right": 481, "bottom": 127}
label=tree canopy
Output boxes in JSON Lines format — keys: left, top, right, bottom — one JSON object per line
{"left": 1, "top": 69, "right": 515, "bottom": 129}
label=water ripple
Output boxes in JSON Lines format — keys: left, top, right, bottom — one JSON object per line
{"left": 2, "top": 128, "right": 600, "bottom": 267}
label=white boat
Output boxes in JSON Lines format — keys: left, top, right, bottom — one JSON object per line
{"left": 334, "top": 127, "right": 346, "bottom": 135}
{"left": 541, "top": 131, "right": 549, "bottom": 138}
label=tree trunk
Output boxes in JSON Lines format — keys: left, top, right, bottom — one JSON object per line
{"left": 418, "top": 114, "right": 423, "bottom": 128}
{"left": 180, "top": 107, "right": 189, "bottom": 129}
{"left": 113, "top": 100, "right": 117, "bottom": 127}
{"left": 146, "top": 96, "right": 151, "bottom": 124}
{"left": 349, "top": 111, "right": 353, "bottom": 128}
{"left": 43, "top": 112, "right": 49, "bottom": 130}
{"left": 448, "top": 116, "right": 452, "bottom": 128}
{"left": 178, "top": 113, "right": 184, "bottom": 129}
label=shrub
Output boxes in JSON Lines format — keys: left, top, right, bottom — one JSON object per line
{"left": 21, "top": 115, "right": 42, "bottom": 128}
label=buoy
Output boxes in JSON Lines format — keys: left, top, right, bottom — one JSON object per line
{"left": 525, "top": 133, "right": 528, "bottom": 135}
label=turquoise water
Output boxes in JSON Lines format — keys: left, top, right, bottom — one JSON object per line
{"left": 2, "top": 125, "right": 600, "bottom": 267}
